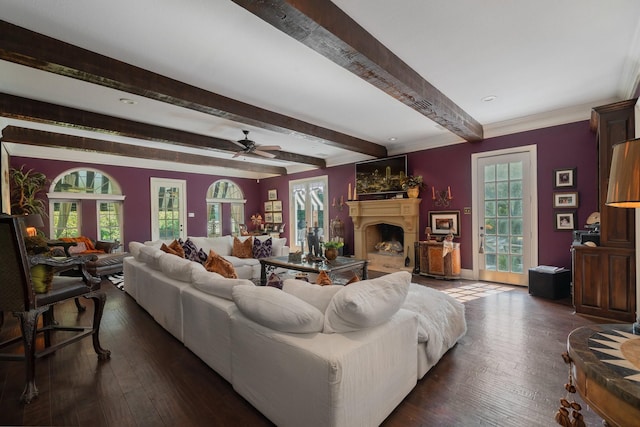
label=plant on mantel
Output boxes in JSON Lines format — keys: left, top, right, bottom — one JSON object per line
{"left": 400, "top": 175, "right": 424, "bottom": 190}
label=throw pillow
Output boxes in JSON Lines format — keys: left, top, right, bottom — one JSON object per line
{"left": 30, "top": 264, "right": 53, "bottom": 293}
{"left": 252, "top": 237, "right": 273, "bottom": 259}
{"left": 232, "top": 285, "right": 324, "bottom": 333}
{"left": 323, "top": 271, "right": 411, "bottom": 333}
{"left": 204, "top": 250, "right": 238, "bottom": 279}
{"left": 160, "top": 239, "right": 185, "bottom": 258}
{"left": 232, "top": 236, "right": 253, "bottom": 258}
{"left": 67, "top": 241, "right": 87, "bottom": 255}
{"left": 192, "top": 269, "right": 254, "bottom": 300}
{"left": 315, "top": 270, "right": 332, "bottom": 286}
{"left": 346, "top": 273, "right": 360, "bottom": 285}
{"left": 282, "top": 279, "right": 344, "bottom": 312}
{"left": 196, "top": 248, "right": 208, "bottom": 264}
{"left": 182, "top": 238, "right": 200, "bottom": 261}
{"left": 266, "top": 272, "right": 283, "bottom": 289}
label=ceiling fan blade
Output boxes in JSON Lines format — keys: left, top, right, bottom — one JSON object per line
{"left": 232, "top": 151, "right": 243, "bottom": 158}
{"left": 230, "top": 139, "right": 246, "bottom": 148}
{"left": 254, "top": 150, "right": 277, "bottom": 158}
{"left": 256, "top": 145, "right": 281, "bottom": 151}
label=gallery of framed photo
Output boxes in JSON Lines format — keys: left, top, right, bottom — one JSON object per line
{"left": 429, "top": 211, "right": 460, "bottom": 237}
{"left": 554, "top": 211, "right": 576, "bottom": 230}
{"left": 273, "top": 212, "right": 283, "bottom": 223}
{"left": 264, "top": 213, "right": 274, "bottom": 223}
{"left": 554, "top": 168, "right": 576, "bottom": 188}
{"left": 272, "top": 200, "right": 282, "bottom": 212}
{"left": 553, "top": 191, "right": 579, "bottom": 208}
{"left": 264, "top": 201, "right": 273, "bottom": 212}
{"left": 268, "top": 189, "right": 278, "bottom": 201}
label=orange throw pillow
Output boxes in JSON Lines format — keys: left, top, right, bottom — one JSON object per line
{"left": 315, "top": 270, "right": 332, "bottom": 286}
{"left": 204, "top": 250, "right": 238, "bottom": 279}
{"left": 232, "top": 236, "right": 253, "bottom": 258}
{"left": 161, "top": 239, "right": 186, "bottom": 258}
{"left": 346, "top": 273, "right": 360, "bottom": 285}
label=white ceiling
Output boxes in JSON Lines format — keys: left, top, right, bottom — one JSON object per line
{"left": 1, "top": 0, "right": 639, "bottom": 178}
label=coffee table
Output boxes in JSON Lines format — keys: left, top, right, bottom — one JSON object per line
{"left": 259, "top": 256, "right": 368, "bottom": 285}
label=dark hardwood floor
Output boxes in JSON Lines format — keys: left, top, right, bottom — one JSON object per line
{"left": 0, "top": 273, "right": 612, "bottom": 426}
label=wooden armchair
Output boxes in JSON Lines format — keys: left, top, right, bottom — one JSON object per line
{"left": 0, "top": 215, "right": 111, "bottom": 403}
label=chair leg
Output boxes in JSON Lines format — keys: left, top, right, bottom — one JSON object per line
{"left": 16, "top": 309, "right": 45, "bottom": 404}
{"left": 86, "top": 292, "right": 111, "bottom": 360}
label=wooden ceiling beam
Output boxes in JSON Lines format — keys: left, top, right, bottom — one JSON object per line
{"left": 0, "top": 19, "right": 386, "bottom": 159}
{"left": 1, "top": 126, "right": 288, "bottom": 176}
{"left": 0, "top": 93, "right": 324, "bottom": 170}
{"left": 232, "top": 0, "right": 483, "bottom": 142}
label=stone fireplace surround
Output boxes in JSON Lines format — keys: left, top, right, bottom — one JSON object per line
{"left": 347, "top": 198, "right": 421, "bottom": 272}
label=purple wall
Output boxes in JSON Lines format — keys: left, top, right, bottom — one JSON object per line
{"left": 263, "top": 120, "right": 598, "bottom": 270}
{"left": 9, "top": 119, "right": 597, "bottom": 270}
{"left": 7, "top": 158, "right": 261, "bottom": 246}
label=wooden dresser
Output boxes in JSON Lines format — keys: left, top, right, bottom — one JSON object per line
{"left": 572, "top": 99, "right": 637, "bottom": 322}
{"left": 417, "top": 241, "right": 461, "bottom": 279}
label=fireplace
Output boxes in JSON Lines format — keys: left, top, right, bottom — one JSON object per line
{"left": 347, "top": 199, "right": 421, "bottom": 272}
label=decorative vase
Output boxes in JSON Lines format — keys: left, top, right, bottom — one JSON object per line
{"left": 324, "top": 247, "right": 338, "bottom": 260}
{"left": 407, "top": 187, "right": 420, "bottom": 198}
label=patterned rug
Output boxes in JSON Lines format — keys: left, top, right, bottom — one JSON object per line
{"left": 107, "top": 272, "right": 124, "bottom": 290}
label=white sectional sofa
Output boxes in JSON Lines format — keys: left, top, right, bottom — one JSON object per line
{"left": 124, "top": 239, "right": 466, "bottom": 427}
{"left": 144, "top": 235, "right": 289, "bottom": 281}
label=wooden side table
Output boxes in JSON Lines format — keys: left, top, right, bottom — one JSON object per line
{"left": 566, "top": 324, "right": 640, "bottom": 427}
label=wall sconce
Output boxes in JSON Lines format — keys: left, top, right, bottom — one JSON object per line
{"left": 332, "top": 195, "right": 345, "bottom": 211}
{"left": 432, "top": 186, "right": 453, "bottom": 208}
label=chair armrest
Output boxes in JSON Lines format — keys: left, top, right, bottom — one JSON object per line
{"left": 28, "top": 254, "right": 101, "bottom": 288}
{"left": 95, "top": 240, "right": 121, "bottom": 253}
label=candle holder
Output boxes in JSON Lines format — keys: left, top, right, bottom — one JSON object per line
{"left": 432, "top": 186, "right": 453, "bottom": 208}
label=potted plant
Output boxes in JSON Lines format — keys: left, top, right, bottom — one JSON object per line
{"left": 10, "top": 165, "right": 48, "bottom": 217}
{"left": 401, "top": 175, "right": 424, "bottom": 198}
{"left": 323, "top": 240, "right": 344, "bottom": 260}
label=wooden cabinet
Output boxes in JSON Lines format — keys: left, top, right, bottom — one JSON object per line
{"left": 572, "top": 246, "right": 636, "bottom": 322}
{"left": 573, "top": 99, "right": 637, "bottom": 320}
{"left": 417, "top": 241, "right": 461, "bottom": 279}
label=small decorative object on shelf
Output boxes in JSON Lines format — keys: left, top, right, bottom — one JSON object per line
{"left": 401, "top": 175, "right": 424, "bottom": 198}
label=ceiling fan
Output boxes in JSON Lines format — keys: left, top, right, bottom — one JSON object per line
{"left": 231, "top": 130, "right": 281, "bottom": 158}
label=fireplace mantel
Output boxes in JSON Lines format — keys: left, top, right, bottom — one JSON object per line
{"left": 347, "top": 198, "right": 421, "bottom": 270}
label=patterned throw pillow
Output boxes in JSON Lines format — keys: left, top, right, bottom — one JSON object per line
{"left": 316, "top": 270, "right": 332, "bottom": 286}
{"left": 182, "top": 238, "right": 200, "bottom": 261}
{"left": 203, "top": 250, "right": 238, "bottom": 279}
{"left": 266, "top": 272, "right": 283, "bottom": 289}
{"left": 196, "top": 248, "right": 209, "bottom": 265}
{"left": 232, "top": 236, "right": 253, "bottom": 258}
{"left": 252, "top": 237, "right": 273, "bottom": 259}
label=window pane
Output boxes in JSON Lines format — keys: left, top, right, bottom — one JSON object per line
{"left": 484, "top": 165, "right": 496, "bottom": 182}
{"left": 98, "top": 201, "right": 122, "bottom": 241}
{"left": 484, "top": 182, "right": 496, "bottom": 199}
{"left": 496, "top": 182, "right": 509, "bottom": 199}
{"left": 208, "top": 203, "right": 221, "bottom": 237}
{"left": 485, "top": 218, "right": 496, "bottom": 235}
{"left": 52, "top": 201, "right": 80, "bottom": 238}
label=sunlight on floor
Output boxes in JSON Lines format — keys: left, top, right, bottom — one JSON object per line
{"left": 441, "top": 282, "right": 515, "bottom": 303}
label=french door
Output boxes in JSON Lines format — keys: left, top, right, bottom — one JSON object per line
{"left": 289, "top": 176, "right": 328, "bottom": 251}
{"left": 472, "top": 146, "right": 537, "bottom": 286}
{"left": 150, "top": 178, "right": 187, "bottom": 241}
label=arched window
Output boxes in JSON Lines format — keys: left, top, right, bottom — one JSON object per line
{"left": 206, "top": 180, "right": 245, "bottom": 237}
{"left": 48, "top": 168, "right": 125, "bottom": 242}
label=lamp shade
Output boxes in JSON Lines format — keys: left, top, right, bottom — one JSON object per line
{"left": 606, "top": 138, "right": 640, "bottom": 208}
{"left": 23, "top": 214, "right": 44, "bottom": 228}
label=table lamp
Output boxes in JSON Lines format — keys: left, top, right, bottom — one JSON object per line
{"left": 605, "top": 137, "right": 640, "bottom": 333}
{"left": 23, "top": 214, "right": 44, "bottom": 237}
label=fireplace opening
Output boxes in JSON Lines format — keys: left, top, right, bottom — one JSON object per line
{"left": 366, "top": 223, "right": 405, "bottom": 256}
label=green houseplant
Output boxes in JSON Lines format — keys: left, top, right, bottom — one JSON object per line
{"left": 10, "top": 165, "right": 48, "bottom": 217}
{"left": 323, "top": 240, "right": 344, "bottom": 261}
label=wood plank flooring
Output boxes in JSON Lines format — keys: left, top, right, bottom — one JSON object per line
{"left": 0, "top": 274, "right": 613, "bottom": 426}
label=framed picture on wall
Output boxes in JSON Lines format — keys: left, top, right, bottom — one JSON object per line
{"left": 553, "top": 192, "right": 579, "bottom": 208}
{"left": 268, "top": 189, "right": 278, "bottom": 200}
{"left": 265, "top": 213, "right": 274, "bottom": 223}
{"left": 264, "top": 201, "right": 273, "bottom": 212}
{"left": 429, "top": 211, "right": 460, "bottom": 237}
{"left": 272, "top": 200, "right": 282, "bottom": 211}
{"left": 273, "top": 212, "right": 283, "bottom": 223}
{"left": 554, "top": 168, "right": 576, "bottom": 188}
{"left": 554, "top": 211, "right": 576, "bottom": 230}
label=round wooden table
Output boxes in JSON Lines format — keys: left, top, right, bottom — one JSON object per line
{"left": 567, "top": 324, "right": 640, "bottom": 427}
